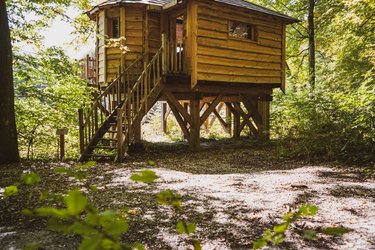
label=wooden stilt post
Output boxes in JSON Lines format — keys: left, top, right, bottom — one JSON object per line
{"left": 161, "top": 102, "right": 168, "bottom": 134}
{"left": 117, "top": 108, "right": 123, "bottom": 163}
{"left": 258, "top": 95, "right": 271, "bottom": 140}
{"left": 134, "top": 122, "right": 141, "bottom": 142}
{"left": 183, "top": 102, "right": 189, "bottom": 140}
{"left": 233, "top": 102, "right": 241, "bottom": 139}
{"left": 190, "top": 99, "right": 200, "bottom": 149}
{"left": 78, "top": 109, "right": 84, "bottom": 154}
{"left": 225, "top": 104, "right": 232, "bottom": 136}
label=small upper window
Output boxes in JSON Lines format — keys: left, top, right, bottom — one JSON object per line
{"left": 107, "top": 17, "right": 120, "bottom": 38}
{"left": 228, "top": 21, "right": 257, "bottom": 41}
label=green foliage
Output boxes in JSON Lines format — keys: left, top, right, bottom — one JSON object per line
{"left": 3, "top": 172, "right": 41, "bottom": 197}
{"left": 253, "top": 204, "right": 351, "bottom": 249}
{"left": 131, "top": 169, "right": 201, "bottom": 249}
{"left": 21, "top": 172, "right": 41, "bottom": 185}
{"left": 13, "top": 47, "right": 93, "bottom": 159}
{"left": 55, "top": 161, "right": 96, "bottom": 180}
{"left": 130, "top": 170, "right": 159, "bottom": 184}
{"left": 6, "top": 0, "right": 95, "bottom": 160}
{"left": 5, "top": 166, "right": 201, "bottom": 249}
{"left": 321, "top": 227, "right": 352, "bottom": 235}
{"left": 11, "top": 164, "right": 142, "bottom": 249}
{"left": 4, "top": 185, "right": 19, "bottom": 197}
{"left": 65, "top": 189, "right": 87, "bottom": 216}
{"left": 253, "top": 204, "right": 318, "bottom": 249}
{"left": 157, "top": 190, "right": 182, "bottom": 210}
{"left": 176, "top": 220, "right": 197, "bottom": 235}
{"left": 254, "top": 0, "right": 375, "bottom": 165}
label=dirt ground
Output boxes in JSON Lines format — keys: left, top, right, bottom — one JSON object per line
{"left": 0, "top": 140, "right": 374, "bottom": 250}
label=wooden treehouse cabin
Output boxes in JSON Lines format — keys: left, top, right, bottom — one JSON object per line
{"left": 78, "top": 0, "right": 299, "bottom": 161}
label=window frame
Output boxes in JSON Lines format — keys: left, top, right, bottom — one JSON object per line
{"left": 107, "top": 17, "right": 120, "bottom": 39}
{"left": 228, "top": 20, "right": 258, "bottom": 43}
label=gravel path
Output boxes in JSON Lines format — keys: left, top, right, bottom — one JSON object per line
{"left": 0, "top": 143, "right": 374, "bottom": 249}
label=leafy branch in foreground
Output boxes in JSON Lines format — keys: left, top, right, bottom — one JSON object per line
{"left": 3, "top": 162, "right": 143, "bottom": 249}
{"left": 3, "top": 162, "right": 201, "bottom": 249}
{"left": 253, "top": 204, "right": 351, "bottom": 249}
{"left": 131, "top": 167, "right": 202, "bottom": 250}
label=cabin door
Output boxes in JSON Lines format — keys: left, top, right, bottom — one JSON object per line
{"left": 168, "top": 11, "right": 186, "bottom": 73}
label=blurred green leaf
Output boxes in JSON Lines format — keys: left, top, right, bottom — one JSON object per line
{"left": 176, "top": 220, "right": 196, "bottom": 235}
{"left": 130, "top": 170, "right": 158, "bottom": 184}
{"left": 253, "top": 239, "right": 267, "bottom": 249}
{"left": 79, "top": 236, "right": 102, "bottom": 250}
{"left": 192, "top": 239, "right": 202, "bottom": 250}
{"left": 299, "top": 204, "right": 318, "bottom": 216}
{"left": 69, "top": 222, "right": 97, "bottom": 235}
{"left": 76, "top": 161, "right": 96, "bottom": 169}
{"left": 147, "top": 160, "right": 156, "bottom": 166}
{"left": 321, "top": 227, "right": 351, "bottom": 235}
{"left": 21, "top": 172, "right": 41, "bottom": 185}
{"left": 64, "top": 190, "right": 87, "bottom": 216}
{"left": 273, "top": 223, "right": 288, "bottom": 233}
{"left": 4, "top": 185, "right": 18, "bottom": 197}
{"left": 157, "top": 190, "right": 182, "bottom": 210}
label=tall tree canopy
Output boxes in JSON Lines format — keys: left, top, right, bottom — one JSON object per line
{"left": 254, "top": 0, "right": 375, "bottom": 163}
{"left": 1, "top": 0, "right": 94, "bottom": 161}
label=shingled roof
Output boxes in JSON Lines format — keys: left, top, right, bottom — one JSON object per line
{"left": 88, "top": 0, "right": 298, "bottom": 23}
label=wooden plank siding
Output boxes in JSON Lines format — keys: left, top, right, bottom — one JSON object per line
{"left": 124, "top": 5, "right": 144, "bottom": 69}
{"left": 96, "top": 5, "right": 146, "bottom": 84}
{"left": 196, "top": 0, "right": 284, "bottom": 85}
{"left": 98, "top": 10, "right": 106, "bottom": 84}
{"left": 148, "top": 11, "right": 162, "bottom": 55}
{"left": 105, "top": 8, "right": 121, "bottom": 83}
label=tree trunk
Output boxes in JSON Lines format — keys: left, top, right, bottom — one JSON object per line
{"left": 308, "top": 0, "right": 316, "bottom": 87}
{"left": 0, "top": 0, "right": 20, "bottom": 163}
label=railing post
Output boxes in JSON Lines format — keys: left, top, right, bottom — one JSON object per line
{"left": 144, "top": 70, "right": 148, "bottom": 110}
{"left": 162, "top": 33, "right": 167, "bottom": 75}
{"left": 116, "top": 108, "right": 123, "bottom": 162}
{"left": 118, "top": 66, "right": 122, "bottom": 103}
{"left": 78, "top": 108, "right": 85, "bottom": 154}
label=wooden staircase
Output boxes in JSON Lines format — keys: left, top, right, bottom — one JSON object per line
{"left": 78, "top": 47, "right": 165, "bottom": 162}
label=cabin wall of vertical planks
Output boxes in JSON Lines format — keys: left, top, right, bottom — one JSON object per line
{"left": 95, "top": 5, "right": 144, "bottom": 84}
{"left": 195, "top": 0, "right": 285, "bottom": 86}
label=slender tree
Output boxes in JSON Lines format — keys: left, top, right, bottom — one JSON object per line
{"left": 308, "top": 0, "right": 316, "bottom": 87}
{"left": 0, "top": 0, "right": 20, "bottom": 164}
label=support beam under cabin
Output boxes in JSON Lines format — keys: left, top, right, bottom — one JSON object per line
{"left": 189, "top": 98, "right": 200, "bottom": 149}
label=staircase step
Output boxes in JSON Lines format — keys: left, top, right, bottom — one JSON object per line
{"left": 95, "top": 138, "right": 118, "bottom": 142}
{"left": 91, "top": 145, "right": 117, "bottom": 150}
{"left": 88, "top": 154, "right": 115, "bottom": 160}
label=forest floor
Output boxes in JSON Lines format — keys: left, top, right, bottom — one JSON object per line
{"left": 0, "top": 140, "right": 374, "bottom": 250}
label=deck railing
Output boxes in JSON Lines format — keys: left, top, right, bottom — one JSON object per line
{"left": 166, "top": 39, "right": 186, "bottom": 74}
{"left": 79, "top": 55, "right": 96, "bottom": 86}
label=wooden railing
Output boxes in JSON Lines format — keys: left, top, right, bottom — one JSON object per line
{"left": 78, "top": 56, "right": 143, "bottom": 154}
{"left": 79, "top": 55, "right": 96, "bottom": 85}
{"left": 117, "top": 47, "right": 164, "bottom": 158}
{"left": 166, "top": 39, "right": 186, "bottom": 74}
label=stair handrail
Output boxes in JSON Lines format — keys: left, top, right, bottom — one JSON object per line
{"left": 117, "top": 46, "right": 164, "bottom": 159}
{"left": 79, "top": 55, "right": 143, "bottom": 154}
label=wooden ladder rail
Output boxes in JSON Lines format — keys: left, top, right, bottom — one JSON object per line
{"left": 116, "top": 46, "right": 164, "bottom": 161}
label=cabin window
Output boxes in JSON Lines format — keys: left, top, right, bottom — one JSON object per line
{"left": 175, "top": 15, "right": 184, "bottom": 44}
{"left": 107, "top": 17, "right": 120, "bottom": 38}
{"left": 228, "top": 21, "right": 257, "bottom": 41}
